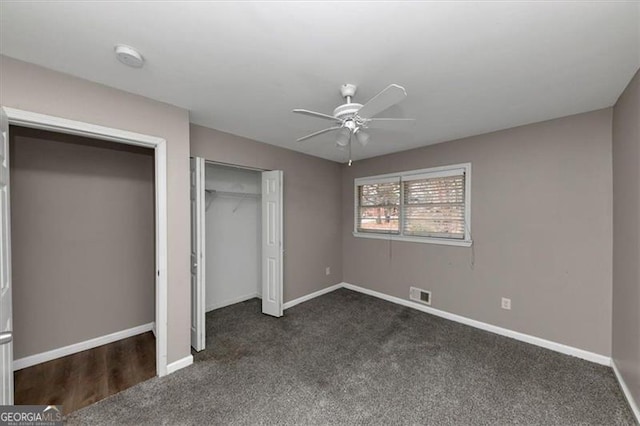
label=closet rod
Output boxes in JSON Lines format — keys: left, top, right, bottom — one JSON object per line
{"left": 205, "top": 189, "right": 261, "bottom": 198}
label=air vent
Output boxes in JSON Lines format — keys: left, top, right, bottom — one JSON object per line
{"left": 410, "top": 287, "right": 431, "bottom": 305}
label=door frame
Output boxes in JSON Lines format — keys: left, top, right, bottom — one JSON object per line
{"left": 196, "top": 159, "right": 284, "bottom": 317}
{"left": 2, "top": 107, "right": 169, "bottom": 377}
{"left": 204, "top": 159, "right": 266, "bottom": 173}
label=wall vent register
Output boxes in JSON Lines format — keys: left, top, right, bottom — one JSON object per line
{"left": 410, "top": 287, "right": 431, "bottom": 306}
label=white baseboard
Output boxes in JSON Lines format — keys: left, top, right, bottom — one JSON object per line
{"left": 166, "top": 354, "right": 193, "bottom": 374}
{"left": 283, "top": 283, "right": 344, "bottom": 310}
{"left": 612, "top": 359, "right": 640, "bottom": 423}
{"left": 13, "top": 322, "right": 155, "bottom": 371}
{"left": 341, "top": 283, "right": 611, "bottom": 366}
{"left": 206, "top": 292, "right": 260, "bottom": 312}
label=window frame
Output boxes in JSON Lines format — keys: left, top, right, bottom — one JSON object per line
{"left": 354, "top": 175, "right": 402, "bottom": 235}
{"left": 353, "top": 163, "right": 472, "bottom": 247}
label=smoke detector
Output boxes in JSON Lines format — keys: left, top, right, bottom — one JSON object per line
{"left": 114, "top": 44, "right": 144, "bottom": 68}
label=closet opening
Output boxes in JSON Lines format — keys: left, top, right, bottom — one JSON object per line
{"left": 190, "top": 158, "right": 283, "bottom": 352}
{"left": 205, "top": 162, "right": 262, "bottom": 312}
{"left": 8, "top": 125, "right": 157, "bottom": 414}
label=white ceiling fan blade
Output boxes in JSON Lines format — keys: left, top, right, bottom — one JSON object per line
{"left": 356, "top": 84, "right": 407, "bottom": 119}
{"left": 365, "top": 118, "right": 415, "bottom": 130}
{"left": 292, "top": 109, "right": 342, "bottom": 123}
{"left": 296, "top": 126, "right": 342, "bottom": 142}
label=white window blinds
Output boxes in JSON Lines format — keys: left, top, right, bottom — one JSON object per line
{"left": 356, "top": 177, "right": 400, "bottom": 234}
{"left": 402, "top": 170, "right": 466, "bottom": 239}
{"left": 353, "top": 163, "right": 471, "bottom": 245}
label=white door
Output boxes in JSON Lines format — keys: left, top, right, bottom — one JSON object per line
{"left": 261, "top": 170, "right": 283, "bottom": 317}
{"left": 190, "top": 157, "right": 205, "bottom": 351}
{"left": 0, "top": 108, "right": 13, "bottom": 404}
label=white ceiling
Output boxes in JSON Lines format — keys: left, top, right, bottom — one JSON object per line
{"left": 1, "top": 2, "right": 638, "bottom": 162}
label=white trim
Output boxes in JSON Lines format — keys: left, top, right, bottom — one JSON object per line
{"left": 283, "top": 283, "right": 343, "bottom": 310}
{"left": 4, "top": 107, "right": 169, "bottom": 377}
{"left": 206, "top": 292, "right": 260, "bottom": 312}
{"left": 13, "top": 323, "right": 154, "bottom": 371}
{"left": 3, "top": 108, "right": 164, "bottom": 147}
{"left": 155, "top": 140, "right": 168, "bottom": 377}
{"left": 341, "top": 282, "right": 611, "bottom": 366}
{"left": 166, "top": 354, "right": 193, "bottom": 374}
{"left": 353, "top": 232, "right": 473, "bottom": 247}
{"left": 204, "top": 159, "right": 267, "bottom": 173}
{"left": 155, "top": 139, "right": 169, "bottom": 377}
{"left": 353, "top": 163, "right": 472, "bottom": 183}
{"left": 612, "top": 360, "right": 640, "bottom": 423}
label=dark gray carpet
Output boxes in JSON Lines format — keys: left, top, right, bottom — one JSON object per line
{"left": 67, "top": 288, "right": 636, "bottom": 425}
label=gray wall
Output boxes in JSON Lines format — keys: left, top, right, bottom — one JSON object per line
{"left": 10, "top": 128, "right": 154, "bottom": 359}
{"left": 0, "top": 56, "right": 191, "bottom": 364}
{"left": 190, "top": 124, "right": 343, "bottom": 303}
{"left": 612, "top": 69, "right": 640, "bottom": 407}
{"left": 342, "top": 109, "right": 613, "bottom": 356}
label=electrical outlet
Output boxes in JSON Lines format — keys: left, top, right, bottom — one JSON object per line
{"left": 325, "top": 266, "right": 331, "bottom": 276}
{"left": 501, "top": 297, "right": 511, "bottom": 310}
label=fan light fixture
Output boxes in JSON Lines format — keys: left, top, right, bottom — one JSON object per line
{"left": 355, "top": 129, "right": 370, "bottom": 147}
{"left": 336, "top": 128, "right": 351, "bottom": 147}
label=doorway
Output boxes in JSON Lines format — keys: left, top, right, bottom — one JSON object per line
{"left": 0, "top": 107, "right": 169, "bottom": 406}
{"left": 190, "top": 158, "right": 283, "bottom": 352}
{"left": 8, "top": 125, "right": 156, "bottom": 413}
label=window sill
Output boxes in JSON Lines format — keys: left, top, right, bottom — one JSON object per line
{"left": 352, "top": 232, "right": 473, "bottom": 247}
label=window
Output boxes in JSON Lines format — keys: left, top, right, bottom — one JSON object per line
{"left": 354, "top": 163, "right": 471, "bottom": 246}
{"left": 356, "top": 177, "right": 400, "bottom": 234}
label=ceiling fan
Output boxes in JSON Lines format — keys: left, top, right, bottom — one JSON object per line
{"left": 293, "top": 83, "right": 415, "bottom": 165}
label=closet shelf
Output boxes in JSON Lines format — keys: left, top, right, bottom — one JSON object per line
{"left": 205, "top": 189, "right": 261, "bottom": 213}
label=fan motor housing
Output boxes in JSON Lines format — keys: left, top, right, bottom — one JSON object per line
{"left": 333, "top": 103, "right": 363, "bottom": 120}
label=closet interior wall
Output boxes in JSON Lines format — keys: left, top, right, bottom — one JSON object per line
{"left": 9, "top": 126, "right": 155, "bottom": 360}
{"left": 204, "top": 163, "right": 262, "bottom": 311}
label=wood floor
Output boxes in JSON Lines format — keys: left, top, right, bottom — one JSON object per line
{"left": 14, "top": 332, "right": 156, "bottom": 414}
